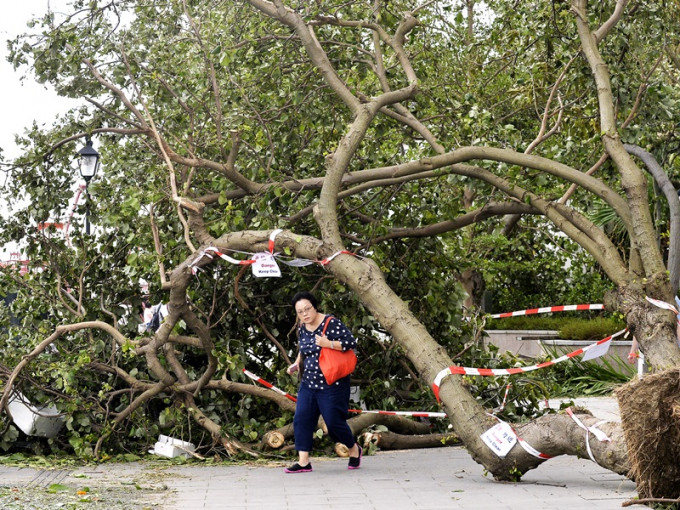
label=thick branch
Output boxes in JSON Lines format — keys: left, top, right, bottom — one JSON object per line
{"left": 593, "top": 0, "right": 629, "bottom": 43}
{"left": 447, "top": 164, "right": 628, "bottom": 283}
{"left": 624, "top": 144, "right": 680, "bottom": 294}
{"left": 80, "top": 57, "right": 148, "bottom": 126}
{"left": 246, "top": 0, "right": 361, "bottom": 114}
{"left": 372, "top": 202, "right": 538, "bottom": 243}
{"left": 573, "top": 0, "right": 667, "bottom": 280}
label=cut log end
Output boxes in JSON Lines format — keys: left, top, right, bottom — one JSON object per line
{"left": 335, "top": 442, "right": 350, "bottom": 457}
{"left": 263, "top": 431, "right": 285, "bottom": 449}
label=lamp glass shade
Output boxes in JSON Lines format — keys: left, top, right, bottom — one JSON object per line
{"left": 78, "top": 140, "right": 100, "bottom": 180}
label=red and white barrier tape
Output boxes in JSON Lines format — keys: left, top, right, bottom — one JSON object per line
{"left": 566, "top": 408, "right": 610, "bottom": 464}
{"left": 242, "top": 368, "right": 447, "bottom": 418}
{"left": 494, "top": 383, "right": 512, "bottom": 414}
{"left": 268, "top": 229, "right": 283, "bottom": 254}
{"left": 242, "top": 369, "right": 298, "bottom": 403}
{"left": 645, "top": 296, "right": 680, "bottom": 325}
{"left": 565, "top": 408, "right": 610, "bottom": 442}
{"left": 347, "top": 409, "right": 448, "bottom": 418}
{"left": 490, "top": 304, "right": 603, "bottom": 319}
{"left": 319, "top": 250, "right": 354, "bottom": 265}
{"left": 63, "top": 184, "right": 86, "bottom": 246}
{"left": 516, "top": 433, "right": 552, "bottom": 459}
{"left": 190, "top": 246, "right": 255, "bottom": 274}
{"left": 645, "top": 296, "right": 678, "bottom": 314}
{"left": 431, "top": 328, "right": 627, "bottom": 401}
{"left": 189, "top": 232, "right": 357, "bottom": 274}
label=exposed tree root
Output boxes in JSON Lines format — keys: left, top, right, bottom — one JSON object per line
{"left": 617, "top": 369, "right": 680, "bottom": 499}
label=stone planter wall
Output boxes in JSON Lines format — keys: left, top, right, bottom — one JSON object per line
{"left": 484, "top": 330, "right": 633, "bottom": 368}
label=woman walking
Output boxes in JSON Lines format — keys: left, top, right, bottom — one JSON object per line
{"left": 285, "top": 291, "right": 362, "bottom": 473}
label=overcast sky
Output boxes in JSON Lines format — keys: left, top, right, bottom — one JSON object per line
{"left": 1, "top": 1, "right": 79, "bottom": 161}
{"left": 0, "top": 2, "right": 82, "bottom": 259}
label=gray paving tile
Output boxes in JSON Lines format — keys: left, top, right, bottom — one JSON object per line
{"left": 0, "top": 397, "right": 643, "bottom": 510}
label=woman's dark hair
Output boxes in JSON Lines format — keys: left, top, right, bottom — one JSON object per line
{"left": 291, "top": 291, "right": 318, "bottom": 310}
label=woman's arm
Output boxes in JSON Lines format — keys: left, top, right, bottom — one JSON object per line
{"left": 627, "top": 337, "right": 638, "bottom": 364}
{"left": 315, "top": 318, "right": 356, "bottom": 351}
{"left": 287, "top": 352, "right": 302, "bottom": 374}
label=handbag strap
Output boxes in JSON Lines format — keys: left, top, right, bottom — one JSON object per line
{"left": 321, "top": 315, "right": 334, "bottom": 336}
{"left": 299, "top": 315, "right": 334, "bottom": 336}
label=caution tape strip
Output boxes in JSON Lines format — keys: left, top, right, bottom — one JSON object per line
{"left": 489, "top": 304, "right": 604, "bottom": 319}
{"left": 242, "top": 369, "right": 447, "bottom": 418}
{"left": 645, "top": 296, "right": 680, "bottom": 325}
{"left": 242, "top": 369, "right": 298, "bottom": 403}
{"left": 319, "top": 250, "right": 354, "bottom": 265}
{"left": 516, "top": 434, "right": 552, "bottom": 459}
{"left": 347, "top": 409, "right": 448, "bottom": 418}
{"left": 645, "top": 296, "right": 679, "bottom": 314}
{"left": 565, "top": 408, "right": 610, "bottom": 442}
{"left": 63, "top": 183, "right": 86, "bottom": 246}
{"left": 494, "top": 383, "right": 512, "bottom": 414}
{"left": 566, "top": 408, "right": 610, "bottom": 464}
{"left": 190, "top": 246, "right": 255, "bottom": 274}
{"left": 431, "top": 328, "right": 627, "bottom": 401}
{"left": 268, "top": 229, "right": 283, "bottom": 254}
{"left": 189, "top": 230, "right": 358, "bottom": 274}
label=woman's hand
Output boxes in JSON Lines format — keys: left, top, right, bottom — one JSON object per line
{"left": 287, "top": 362, "right": 299, "bottom": 375}
{"left": 315, "top": 334, "right": 333, "bottom": 348}
{"left": 627, "top": 351, "right": 638, "bottom": 364}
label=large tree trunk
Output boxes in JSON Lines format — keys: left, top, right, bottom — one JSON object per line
{"left": 325, "top": 251, "right": 631, "bottom": 480}
{"left": 606, "top": 280, "right": 680, "bottom": 370}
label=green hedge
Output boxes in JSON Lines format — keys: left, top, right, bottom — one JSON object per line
{"left": 486, "top": 316, "right": 626, "bottom": 340}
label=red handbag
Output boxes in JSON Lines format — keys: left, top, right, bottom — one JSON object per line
{"left": 318, "top": 316, "right": 357, "bottom": 385}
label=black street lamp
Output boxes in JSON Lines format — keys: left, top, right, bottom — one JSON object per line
{"left": 77, "top": 137, "right": 101, "bottom": 235}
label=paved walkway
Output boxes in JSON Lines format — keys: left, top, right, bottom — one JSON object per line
{"left": 162, "top": 445, "right": 635, "bottom": 510}
{"left": 0, "top": 397, "right": 636, "bottom": 509}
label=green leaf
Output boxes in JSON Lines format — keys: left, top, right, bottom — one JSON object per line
{"left": 47, "top": 483, "right": 70, "bottom": 493}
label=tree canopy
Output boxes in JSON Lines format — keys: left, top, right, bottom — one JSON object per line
{"left": 2, "top": 0, "right": 680, "bottom": 499}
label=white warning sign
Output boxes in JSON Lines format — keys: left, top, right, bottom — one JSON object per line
{"left": 251, "top": 252, "right": 282, "bottom": 278}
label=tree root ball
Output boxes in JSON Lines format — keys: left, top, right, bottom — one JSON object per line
{"left": 616, "top": 369, "right": 680, "bottom": 499}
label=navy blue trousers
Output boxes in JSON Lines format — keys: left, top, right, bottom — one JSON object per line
{"left": 293, "top": 377, "right": 356, "bottom": 452}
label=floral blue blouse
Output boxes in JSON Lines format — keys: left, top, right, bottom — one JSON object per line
{"left": 298, "top": 316, "right": 356, "bottom": 390}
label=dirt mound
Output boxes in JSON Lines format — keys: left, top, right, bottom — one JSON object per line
{"left": 616, "top": 369, "right": 680, "bottom": 499}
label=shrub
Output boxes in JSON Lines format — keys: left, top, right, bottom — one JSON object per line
{"left": 485, "top": 316, "right": 626, "bottom": 340}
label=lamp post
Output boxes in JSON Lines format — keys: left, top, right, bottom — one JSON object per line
{"left": 77, "top": 137, "right": 101, "bottom": 235}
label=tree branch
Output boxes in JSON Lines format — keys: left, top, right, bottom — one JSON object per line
{"left": 573, "top": 0, "right": 667, "bottom": 279}
{"left": 371, "top": 202, "right": 538, "bottom": 243}
{"left": 593, "top": 0, "right": 630, "bottom": 43}
{"left": 624, "top": 144, "right": 680, "bottom": 294}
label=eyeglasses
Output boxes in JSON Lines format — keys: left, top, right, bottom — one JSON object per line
{"left": 296, "top": 305, "right": 314, "bottom": 316}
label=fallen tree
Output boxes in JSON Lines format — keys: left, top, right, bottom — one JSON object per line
{"left": 1, "top": 0, "right": 680, "bottom": 500}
